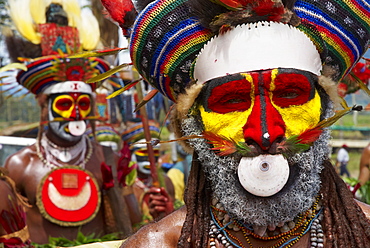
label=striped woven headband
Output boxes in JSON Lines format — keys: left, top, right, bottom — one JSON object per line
{"left": 121, "top": 121, "right": 160, "bottom": 144}
{"left": 86, "top": 125, "right": 121, "bottom": 143}
{"left": 129, "top": 0, "right": 212, "bottom": 101}
{"left": 294, "top": 0, "right": 370, "bottom": 81}
{"left": 17, "top": 56, "right": 110, "bottom": 95}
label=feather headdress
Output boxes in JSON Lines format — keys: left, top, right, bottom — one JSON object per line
{"left": 7, "top": 0, "right": 101, "bottom": 60}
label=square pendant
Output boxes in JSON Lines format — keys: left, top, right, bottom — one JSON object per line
{"left": 62, "top": 173, "right": 78, "bottom": 189}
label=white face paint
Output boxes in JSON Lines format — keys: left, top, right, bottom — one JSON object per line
{"left": 47, "top": 92, "right": 91, "bottom": 142}
{"left": 130, "top": 153, "right": 152, "bottom": 175}
{"left": 48, "top": 111, "right": 84, "bottom": 142}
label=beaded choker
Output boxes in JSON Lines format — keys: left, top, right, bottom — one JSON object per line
{"left": 209, "top": 196, "right": 324, "bottom": 248}
{"left": 36, "top": 134, "right": 93, "bottom": 169}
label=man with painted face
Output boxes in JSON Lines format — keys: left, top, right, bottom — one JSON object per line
{"left": 100, "top": 0, "right": 370, "bottom": 247}
{"left": 3, "top": 56, "right": 140, "bottom": 244}
{"left": 121, "top": 121, "right": 175, "bottom": 221}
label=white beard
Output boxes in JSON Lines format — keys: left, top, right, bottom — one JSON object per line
{"left": 181, "top": 114, "right": 331, "bottom": 227}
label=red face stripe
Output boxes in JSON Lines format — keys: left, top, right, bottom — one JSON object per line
{"left": 78, "top": 96, "right": 91, "bottom": 111}
{"left": 242, "top": 71, "right": 286, "bottom": 150}
{"left": 272, "top": 73, "right": 313, "bottom": 108}
{"left": 207, "top": 78, "right": 252, "bottom": 114}
{"left": 55, "top": 98, "right": 73, "bottom": 111}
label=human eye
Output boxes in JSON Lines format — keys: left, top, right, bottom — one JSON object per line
{"left": 205, "top": 78, "right": 252, "bottom": 114}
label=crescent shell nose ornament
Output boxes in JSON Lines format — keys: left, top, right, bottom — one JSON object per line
{"left": 68, "top": 121, "right": 86, "bottom": 136}
{"left": 237, "top": 154, "right": 289, "bottom": 197}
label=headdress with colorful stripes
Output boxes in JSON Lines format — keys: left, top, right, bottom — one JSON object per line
{"left": 86, "top": 125, "right": 121, "bottom": 144}
{"left": 121, "top": 120, "right": 160, "bottom": 145}
{"left": 102, "top": 0, "right": 369, "bottom": 101}
{"left": 16, "top": 55, "right": 110, "bottom": 95}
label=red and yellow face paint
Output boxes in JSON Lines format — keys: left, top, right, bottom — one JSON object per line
{"left": 51, "top": 93, "right": 92, "bottom": 120}
{"left": 198, "top": 68, "right": 321, "bottom": 151}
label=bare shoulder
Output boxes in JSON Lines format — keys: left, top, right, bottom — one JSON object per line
{"left": 121, "top": 206, "right": 187, "bottom": 248}
{"left": 4, "top": 145, "right": 36, "bottom": 180}
{"left": 356, "top": 199, "right": 370, "bottom": 220}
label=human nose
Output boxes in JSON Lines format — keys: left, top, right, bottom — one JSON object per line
{"left": 69, "top": 104, "right": 80, "bottom": 120}
{"left": 242, "top": 93, "right": 285, "bottom": 153}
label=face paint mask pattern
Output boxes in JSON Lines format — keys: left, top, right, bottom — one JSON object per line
{"left": 196, "top": 68, "right": 322, "bottom": 197}
{"left": 48, "top": 93, "right": 92, "bottom": 141}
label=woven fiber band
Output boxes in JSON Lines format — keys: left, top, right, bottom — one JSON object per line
{"left": 121, "top": 121, "right": 160, "bottom": 145}
{"left": 129, "top": 0, "right": 212, "bottom": 101}
{"left": 17, "top": 56, "right": 110, "bottom": 95}
{"left": 294, "top": 0, "right": 369, "bottom": 81}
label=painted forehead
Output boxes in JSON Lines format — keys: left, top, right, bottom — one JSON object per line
{"left": 49, "top": 92, "right": 92, "bottom": 98}
{"left": 198, "top": 68, "right": 318, "bottom": 111}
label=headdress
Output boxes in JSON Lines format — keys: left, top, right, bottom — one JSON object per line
{"left": 7, "top": 0, "right": 100, "bottom": 57}
{"left": 121, "top": 120, "right": 160, "bottom": 146}
{"left": 103, "top": 0, "right": 369, "bottom": 101}
{"left": 16, "top": 55, "right": 110, "bottom": 95}
{"left": 5, "top": 0, "right": 110, "bottom": 96}
{"left": 86, "top": 125, "right": 121, "bottom": 144}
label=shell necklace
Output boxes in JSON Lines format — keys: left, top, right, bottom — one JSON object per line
{"left": 36, "top": 134, "right": 93, "bottom": 169}
{"left": 209, "top": 196, "right": 324, "bottom": 248}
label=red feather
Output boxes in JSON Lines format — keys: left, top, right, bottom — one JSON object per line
{"left": 296, "top": 127, "right": 323, "bottom": 145}
{"left": 101, "top": 0, "right": 137, "bottom": 35}
{"left": 202, "top": 131, "right": 237, "bottom": 156}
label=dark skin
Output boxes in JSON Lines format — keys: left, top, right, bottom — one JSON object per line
{"left": 121, "top": 202, "right": 370, "bottom": 248}
{"left": 133, "top": 169, "right": 175, "bottom": 220}
{"left": 358, "top": 144, "right": 370, "bottom": 186}
{"left": 4, "top": 127, "right": 141, "bottom": 244}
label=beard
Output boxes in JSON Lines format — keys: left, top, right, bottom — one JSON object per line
{"left": 181, "top": 108, "right": 332, "bottom": 227}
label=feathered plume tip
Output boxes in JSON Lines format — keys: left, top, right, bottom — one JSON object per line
{"left": 203, "top": 104, "right": 362, "bottom": 157}
{"left": 101, "top": 0, "right": 138, "bottom": 36}
{"left": 279, "top": 104, "right": 363, "bottom": 156}
{"left": 106, "top": 78, "right": 141, "bottom": 99}
{"left": 188, "top": 0, "right": 299, "bottom": 33}
{"left": 202, "top": 131, "right": 255, "bottom": 156}
{"left": 134, "top": 89, "right": 159, "bottom": 112}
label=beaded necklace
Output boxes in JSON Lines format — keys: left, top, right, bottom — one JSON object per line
{"left": 35, "top": 134, "right": 93, "bottom": 169}
{"left": 209, "top": 196, "right": 324, "bottom": 248}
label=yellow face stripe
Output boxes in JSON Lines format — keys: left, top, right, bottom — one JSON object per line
{"left": 52, "top": 94, "right": 91, "bottom": 119}
{"left": 273, "top": 91, "right": 321, "bottom": 137}
{"left": 53, "top": 95, "right": 74, "bottom": 119}
{"left": 77, "top": 94, "right": 92, "bottom": 118}
{"left": 200, "top": 73, "right": 254, "bottom": 143}
{"left": 268, "top": 69, "right": 321, "bottom": 137}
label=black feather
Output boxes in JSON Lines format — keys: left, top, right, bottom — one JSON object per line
{"left": 187, "top": 0, "right": 227, "bottom": 30}
{"left": 135, "top": 0, "right": 158, "bottom": 12}
{"left": 5, "top": 33, "right": 42, "bottom": 62}
{"left": 282, "top": 0, "right": 297, "bottom": 10}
